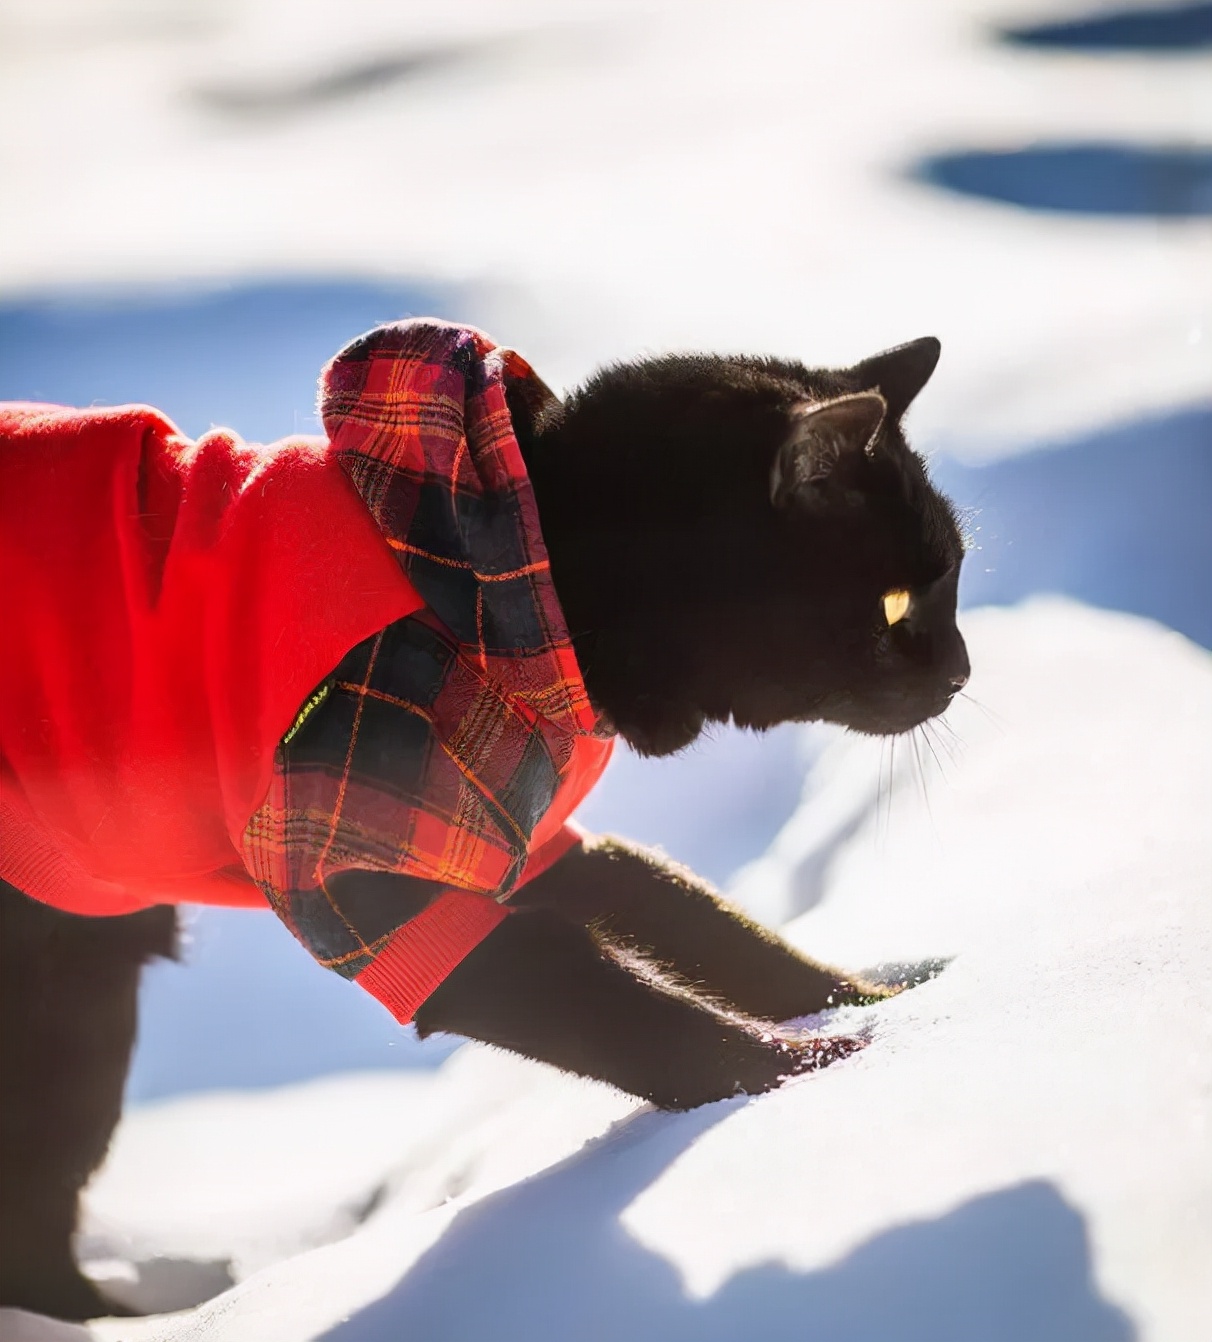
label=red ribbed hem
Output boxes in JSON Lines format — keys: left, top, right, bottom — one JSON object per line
{"left": 355, "top": 888, "right": 510, "bottom": 1025}
{"left": 0, "top": 774, "right": 145, "bottom": 915}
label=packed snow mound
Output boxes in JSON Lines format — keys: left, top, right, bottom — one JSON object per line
{"left": 5, "top": 598, "right": 1209, "bottom": 1342}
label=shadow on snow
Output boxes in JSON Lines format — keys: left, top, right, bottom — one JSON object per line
{"left": 911, "top": 143, "right": 1212, "bottom": 217}
{"left": 999, "top": 2, "right": 1212, "bottom": 52}
{"left": 318, "top": 1106, "right": 1134, "bottom": 1342}
{"left": 0, "top": 278, "right": 453, "bottom": 444}
{"left": 934, "top": 403, "right": 1212, "bottom": 650}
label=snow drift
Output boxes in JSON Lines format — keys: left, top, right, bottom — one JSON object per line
{"left": 4, "top": 597, "right": 1208, "bottom": 1342}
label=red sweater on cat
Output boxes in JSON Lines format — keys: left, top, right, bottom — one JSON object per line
{"left": 0, "top": 321, "right": 613, "bottom": 1022}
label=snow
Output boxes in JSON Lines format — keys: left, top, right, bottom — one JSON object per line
{"left": 0, "top": 0, "right": 1208, "bottom": 451}
{"left": 2, "top": 600, "right": 1206, "bottom": 1342}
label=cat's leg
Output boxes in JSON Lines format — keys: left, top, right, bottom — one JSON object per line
{"left": 513, "top": 835, "right": 893, "bottom": 1021}
{"left": 413, "top": 906, "right": 863, "bottom": 1109}
{"left": 0, "top": 880, "right": 176, "bottom": 1321}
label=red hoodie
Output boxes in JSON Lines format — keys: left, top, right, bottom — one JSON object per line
{"left": 1, "top": 321, "right": 614, "bottom": 1023}
{"left": 0, "top": 401, "right": 424, "bottom": 912}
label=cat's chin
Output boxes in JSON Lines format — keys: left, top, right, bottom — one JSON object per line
{"left": 613, "top": 705, "right": 708, "bottom": 758}
{"left": 831, "top": 698, "right": 958, "bottom": 738}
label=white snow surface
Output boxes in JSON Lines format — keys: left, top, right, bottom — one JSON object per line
{"left": 3, "top": 598, "right": 1207, "bottom": 1342}
{"left": 0, "top": 0, "right": 1208, "bottom": 454}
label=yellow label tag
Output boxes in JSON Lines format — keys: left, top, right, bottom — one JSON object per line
{"left": 282, "top": 680, "right": 333, "bottom": 746}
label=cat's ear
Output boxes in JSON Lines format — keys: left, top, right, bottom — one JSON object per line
{"left": 851, "top": 336, "right": 940, "bottom": 420}
{"left": 770, "top": 392, "right": 886, "bottom": 510}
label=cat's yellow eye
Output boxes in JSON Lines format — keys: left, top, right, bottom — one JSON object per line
{"left": 883, "top": 588, "right": 911, "bottom": 626}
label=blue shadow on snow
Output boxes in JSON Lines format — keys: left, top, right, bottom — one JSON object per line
{"left": 0, "top": 277, "right": 453, "bottom": 443}
{"left": 1000, "top": 2, "right": 1212, "bottom": 52}
{"left": 933, "top": 403, "right": 1212, "bottom": 651}
{"left": 316, "top": 1103, "right": 1133, "bottom": 1342}
{"left": 912, "top": 143, "right": 1212, "bottom": 217}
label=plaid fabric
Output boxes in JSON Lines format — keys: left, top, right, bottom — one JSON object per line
{"left": 242, "top": 321, "right": 613, "bottom": 1006}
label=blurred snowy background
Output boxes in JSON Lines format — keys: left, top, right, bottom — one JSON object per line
{"left": 0, "top": 0, "right": 1207, "bottom": 1100}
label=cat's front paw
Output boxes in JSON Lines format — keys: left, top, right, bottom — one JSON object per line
{"left": 650, "top": 1023, "right": 868, "bottom": 1110}
{"left": 726, "top": 1030, "right": 868, "bottom": 1101}
{"left": 779, "top": 1031, "right": 869, "bottom": 1075}
{"left": 827, "top": 958, "right": 950, "bottom": 1007}
{"left": 827, "top": 978, "right": 902, "bottom": 1008}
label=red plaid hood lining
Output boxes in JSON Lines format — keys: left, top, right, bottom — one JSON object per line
{"left": 237, "top": 319, "right": 618, "bottom": 1021}
{"left": 319, "top": 319, "right": 606, "bottom": 742}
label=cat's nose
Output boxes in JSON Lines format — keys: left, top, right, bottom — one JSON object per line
{"left": 945, "top": 637, "right": 970, "bottom": 695}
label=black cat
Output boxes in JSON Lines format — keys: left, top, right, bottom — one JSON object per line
{"left": 0, "top": 333, "right": 966, "bottom": 1321}
{"left": 414, "top": 334, "right": 966, "bottom": 1094}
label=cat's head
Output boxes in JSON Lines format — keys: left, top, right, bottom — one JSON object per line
{"left": 516, "top": 336, "right": 969, "bottom": 757}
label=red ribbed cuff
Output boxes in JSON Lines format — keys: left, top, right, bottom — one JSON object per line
{"left": 355, "top": 887, "right": 510, "bottom": 1025}
{"left": 354, "top": 826, "right": 585, "bottom": 1024}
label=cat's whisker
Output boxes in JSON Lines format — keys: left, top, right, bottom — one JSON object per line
{"left": 910, "top": 728, "right": 938, "bottom": 833}
{"left": 887, "top": 736, "right": 898, "bottom": 843}
{"left": 935, "top": 714, "right": 964, "bottom": 746}
{"left": 933, "top": 715, "right": 965, "bottom": 762}
{"left": 875, "top": 735, "right": 896, "bottom": 847}
{"left": 883, "top": 736, "right": 895, "bottom": 843}
{"left": 941, "top": 728, "right": 969, "bottom": 769}
{"left": 958, "top": 690, "right": 1008, "bottom": 732}
{"left": 874, "top": 737, "right": 885, "bottom": 844}
{"left": 920, "top": 721, "right": 952, "bottom": 781}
